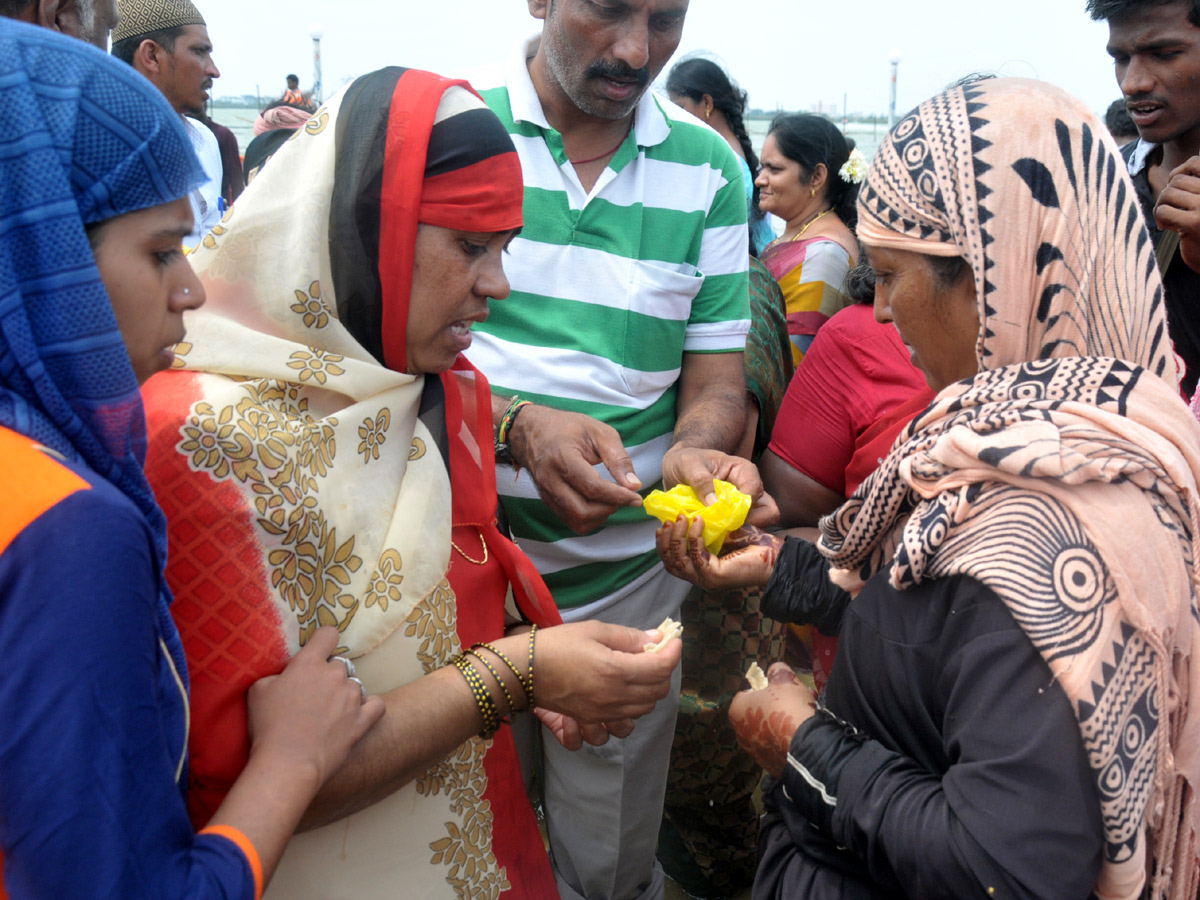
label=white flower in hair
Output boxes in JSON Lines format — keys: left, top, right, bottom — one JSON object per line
{"left": 839, "top": 148, "right": 868, "bottom": 184}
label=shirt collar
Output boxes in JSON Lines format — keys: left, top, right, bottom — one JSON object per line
{"left": 1126, "top": 137, "right": 1159, "bottom": 176}
{"left": 504, "top": 33, "right": 671, "bottom": 149}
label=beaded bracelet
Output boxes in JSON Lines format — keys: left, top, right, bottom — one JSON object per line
{"left": 494, "top": 396, "right": 531, "bottom": 468}
{"left": 497, "top": 396, "right": 531, "bottom": 445}
{"left": 452, "top": 654, "right": 501, "bottom": 738}
{"left": 472, "top": 641, "right": 531, "bottom": 708}
{"left": 465, "top": 648, "right": 517, "bottom": 717}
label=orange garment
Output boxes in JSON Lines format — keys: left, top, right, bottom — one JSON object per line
{"left": 0, "top": 426, "right": 88, "bottom": 554}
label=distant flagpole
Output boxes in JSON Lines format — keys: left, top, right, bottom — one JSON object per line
{"left": 309, "top": 23, "right": 325, "bottom": 106}
{"left": 887, "top": 49, "right": 901, "bottom": 128}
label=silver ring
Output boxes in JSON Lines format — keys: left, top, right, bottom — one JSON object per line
{"left": 329, "top": 654, "right": 356, "bottom": 678}
{"left": 348, "top": 676, "right": 365, "bottom": 699}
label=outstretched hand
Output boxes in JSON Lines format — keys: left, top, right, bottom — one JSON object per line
{"left": 660, "top": 447, "right": 780, "bottom": 528}
{"left": 508, "top": 404, "right": 644, "bottom": 534}
{"left": 246, "top": 627, "right": 384, "bottom": 785}
{"left": 728, "top": 663, "right": 816, "bottom": 778}
{"left": 656, "top": 517, "right": 784, "bottom": 591}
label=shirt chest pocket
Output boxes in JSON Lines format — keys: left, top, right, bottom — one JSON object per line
{"left": 621, "top": 261, "right": 704, "bottom": 397}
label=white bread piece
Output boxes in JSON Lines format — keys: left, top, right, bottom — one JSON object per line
{"left": 746, "top": 661, "right": 768, "bottom": 691}
{"left": 644, "top": 617, "right": 684, "bottom": 653}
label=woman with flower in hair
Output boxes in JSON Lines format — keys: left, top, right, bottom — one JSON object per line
{"left": 715, "top": 77, "right": 1200, "bottom": 900}
{"left": 141, "top": 65, "right": 680, "bottom": 900}
{"left": 757, "top": 114, "right": 864, "bottom": 366}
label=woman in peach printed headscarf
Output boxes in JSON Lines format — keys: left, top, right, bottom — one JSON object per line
{"left": 724, "top": 78, "right": 1200, "bottom": 900}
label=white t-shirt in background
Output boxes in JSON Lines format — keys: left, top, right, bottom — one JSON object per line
{"left": 183, "top": 115, "right": 223, "bottom": 248}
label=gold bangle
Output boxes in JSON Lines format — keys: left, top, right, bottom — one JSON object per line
{"left": 472, "top": 641, "right": 531, "bottom": 706}
{"left": 452, "top": 654, "right": 500, "bottom": 738}
{"left": 466, "top": 649, "right": 516, "bottom": 716}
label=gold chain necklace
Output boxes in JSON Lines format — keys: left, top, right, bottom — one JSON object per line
{"left": 787, "top": 207, "right": 832, "bottom": 242}
{"left": 451, "top": 529, "right": 489, "bottom": 566}
{"left": 769, "top": 207, "right": 833, "bottom": 249}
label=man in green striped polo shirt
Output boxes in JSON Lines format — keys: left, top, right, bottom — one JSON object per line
{"left": 467, "top": 1, "right": 756, "bottom": 898}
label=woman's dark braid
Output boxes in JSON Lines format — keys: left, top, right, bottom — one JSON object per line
{"left": 721, "top": 93, "right": 765, "bottom": 224}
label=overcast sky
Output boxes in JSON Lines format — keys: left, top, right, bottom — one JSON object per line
{"left": 198, "top": 1, "right": 1120, "bottom": 118}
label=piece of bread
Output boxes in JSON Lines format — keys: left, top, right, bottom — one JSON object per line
{"left": 745, "top": 661, "right": 768, "bottom": 691}
{"left": 644, "top": 617, "right": 683, "bottom": 653}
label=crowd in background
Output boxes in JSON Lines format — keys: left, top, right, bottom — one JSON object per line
{"left": 1, "top": 1, "right": 1200, "bottom": 899}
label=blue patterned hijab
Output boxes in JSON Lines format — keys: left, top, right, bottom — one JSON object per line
{"left": 0, "top": 19, "right": 200, "bottom": 530}
{"left": 0, "top": 20, "right": 202, "bottom": 686}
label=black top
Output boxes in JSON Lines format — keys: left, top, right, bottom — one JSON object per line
{"left": 755, "top": 571, "right": 1104, "bottom": 900}
{"left": 1125, "top": 143, "right": 1200, "bottom": 396}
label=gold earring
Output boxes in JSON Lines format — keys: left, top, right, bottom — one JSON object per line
{"left": 810, "top": 188, "right": 816, "bottom": 198}
{"left": 705, "top": 109, "right": 711, "bottom": 121}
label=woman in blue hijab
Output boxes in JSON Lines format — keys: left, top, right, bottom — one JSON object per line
{"left": 0, "top": 20, "right": 381, "bottom": 899}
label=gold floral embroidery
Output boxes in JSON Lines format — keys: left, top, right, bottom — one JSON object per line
{"left": 205, "top": 215, "right": 284, "bottom": 282}
{"left": 364, "top": 548, "right": 402, "bottom": 611}
{"left": 358, "top": 410, "right": 390, "bottom": 463}
{"left": 297, "top": 419, "right": 336, "bottom": 477}
{"left": 291, "top": 281, "right": 329, "bottom": 329}
{"left": 170, "top": 341, "right": 193, "bottom": 370}
{"left": 405, "top": 582, "right": 510, "bottom": 899}
{"left": 179, "top": 402, "right": 237, "bottom": 476}
{"left": 405, "top": 579, "right": 458, "bottom": 667}
{"left": 285, "top": 349, "right": 345, "bottom": 385}
{"left": 199, "top": 208, "right": 233, "bottom": 250}
{"left": 409, "top": 436, "right": 426, "bottom": 461}
{"left": 304, "top": 111, "right": 329, "bottom": 135}
{"left": 178, "top": 381, "right": 362, "bottom": 641}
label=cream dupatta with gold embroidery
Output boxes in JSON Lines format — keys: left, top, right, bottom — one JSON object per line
{"left": 144, "top": 70, "right": 554, "bottom": 899}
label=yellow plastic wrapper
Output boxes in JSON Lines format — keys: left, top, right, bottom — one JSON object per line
{"left": 643, "top": 479, "right": 751, "bottom": 553}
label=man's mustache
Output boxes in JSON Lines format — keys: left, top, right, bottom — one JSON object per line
{"left": 585, "top": 59, "right": 649, "bottom": 88}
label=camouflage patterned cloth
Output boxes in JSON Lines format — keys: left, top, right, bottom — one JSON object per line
{"left": 660, "top": 583, "right": 783, "bottom": 898}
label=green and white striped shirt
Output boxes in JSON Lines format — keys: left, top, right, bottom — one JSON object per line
{"left": 468, "top": 41, "right": 750, "bottom": 610}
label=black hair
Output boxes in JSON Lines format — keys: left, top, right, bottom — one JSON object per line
{"left": 0, "top": 0, "right": 36, "bottom": 16}
{"left": 842, "top": 257, "right": 875, "bottom": 304}
{"left": 927, "top": 253, "right": 971, "bottom": 289}
{"left": 1105, "top": 98, "right": 1138, "bottom": 140}
{"left": 287, "top": 73, "right": 298, "bottom": 82}
{"left": 111, "top": 25, "right": 185, "bottom": 65}
{"left": 666, "top": 56, "right": 766, "bottom": 230}
{"left": 667, "top": 58, "right": 758, "bottom": 178}
{"left": 243, "top": 128, "right": 293, "bottom": 184}
{"left": 848, "top": 248, "right": 968, "bottom": 301}
{"left": 767, "top": 113, "right": 857, "bottom": 229}
{"left": 83, "top": 219, "right": 108, "bottom": 251}
{"left": 944, "top": 72, "right": 999, "bottom": 90}
{"left": 1086, "top": 0, "right": 1200, "bottom": 26}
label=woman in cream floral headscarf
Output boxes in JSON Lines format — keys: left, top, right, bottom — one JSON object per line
{"left": 143, "top": 66, "right": 681, "bottom": 900}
